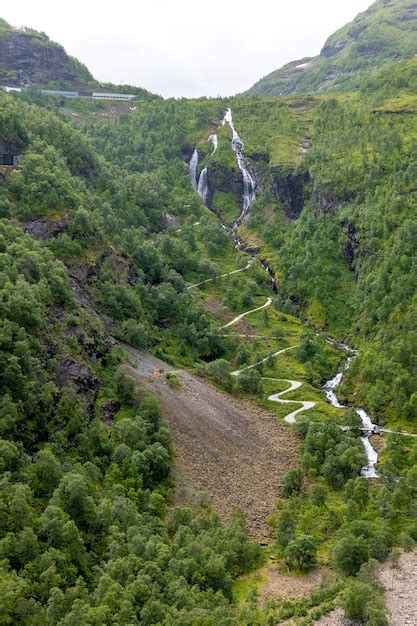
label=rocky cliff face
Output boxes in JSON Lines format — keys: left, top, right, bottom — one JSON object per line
{"left": 270, "top": 168, "right": 310, "bottom": 220}
{"left": 0, "top": 26, "right": 93, "bottom": 87}
{"left": 207, "top": 162, "right": 245, "bottom": 210}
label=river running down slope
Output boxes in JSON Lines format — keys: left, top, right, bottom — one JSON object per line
{"left": 324, "top": 354, "right": 379, "bottom": 478}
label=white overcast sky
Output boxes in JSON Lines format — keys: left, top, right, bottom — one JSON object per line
{"left": 2, "top": 0, "right": 372, "bottom": 97}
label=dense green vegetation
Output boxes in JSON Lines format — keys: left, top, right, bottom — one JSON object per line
{"left": 274, "top": 88, "right": 417, "bottom": 425}
{"left": 0, "top": 92, "right": 267, "bottom": 623}
{"left": 1, "top": 6, "right": 417, "bottom": 621}
{"left": 247, "top": 0, "right": 417, "bottom": 96}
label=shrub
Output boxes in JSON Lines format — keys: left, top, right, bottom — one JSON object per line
{"left": 285, "top": 535, "right": 317, "bottom": 571}
{"left": 283, "top": 469, "right": 304, "bottom": 497}
{"left": 238, "top": 368, "right": 263, "bottom": 395}
{"left": 341, "top": 579, "right": 374, "bottom": 621}
{"left": 332, "top": 535, "right": 369, "bottom": 576}
{"left": 166, "top": 372, "right": 182, "bottom": 390}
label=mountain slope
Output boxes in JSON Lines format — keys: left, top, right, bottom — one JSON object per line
{"left": 0, "top": 18, "right": 158, "bottom": 99}
{"left": 247, "top": 0, "right": 417, "bottom": 96}
{"left": 0, "top": 19, "right": 94, "bottom": 88}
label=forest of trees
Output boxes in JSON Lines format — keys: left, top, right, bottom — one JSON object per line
{"left": 0, "top": 92, "right": 265, "bottom": 623}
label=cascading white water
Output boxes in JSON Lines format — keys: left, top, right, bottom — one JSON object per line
{"left": 197, "top": 167, "right": 209, "bottom": 204}
{"left": 189, "top": 137, "right": 216, "bottom": 201}
{"left": 222, "top": 108, "right": 256, "bottom": 220}
{"left": 208, "top": 134, "right": 218, "bottom": 155}
{"left": 324, "top": 354, "right": 379, "bottom": 479}
{"left": 189, "top": 149, "right": 199, "bottom": 191}
{"left": 188, "top": 109, "right": 255, "bottom": 226}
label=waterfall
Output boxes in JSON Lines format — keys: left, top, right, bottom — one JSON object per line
{"left": 222, "top": 108, "right": 256, "bottom": 221}
{"left": 208, "top": 134, "right": 218, "bottom": 155}
{"left": 197, "top": 167, "right": 209, "bottom": 204}
{"left": 324, "top": 354, "right": 379, "bottom": 479}
{"left": 189, "top": 149, "right": 199, "bottom": 191}
{"left": 189, "top": 109, "right": 255, "bottom": 221}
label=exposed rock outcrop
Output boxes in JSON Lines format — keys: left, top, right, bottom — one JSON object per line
{"left": 0, "top": 27, "right": 93, "bottom": 87}
{"left": 270, "top": 167, "right": 310, "bottom": 219}
{"left": 342, "top": 222, "right": 360, "bottom": 273}
{"left": 24, "top": 215, "right": 69, "bottom": 240}
{"left": 161, "top": 212, "right": 181, "bottom": 231}
{"left": 55, "top": 357, "right": 99, "bottom": 418}
{"left": 312, "top": 187, "right": 353, "bottom": 215}
{"left": 205, "top": 162, "right": 242, "bottom": 210}
{"left": 100, "top": 400, "right": 121, "bottom": 426}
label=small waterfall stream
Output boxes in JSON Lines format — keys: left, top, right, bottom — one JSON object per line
{"left": 189, "top": 149, "right": 199, "bottom": 191}
{"left": 188, "top": 107, "right": 256, "bottom": 220}
{"left": 324, "top": 353, "right": 379, "bottom": 479}
{"left": 197, "top": 167, "right": 209, "bottom": 204}
{"left": 222, "top": 108, "right": 256, "bottom": 223}
{"left": 208, "top": 134, "right": 218, "bottom": 155}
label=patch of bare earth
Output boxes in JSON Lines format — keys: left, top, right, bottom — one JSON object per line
{"left": 259, "top": 563, "right": 328, "bottom": 602}
{"left": 313, "top": 608, "right": 347, "bottom": 625}
{"left": 202, "top": 296, "right": 230, "bottom": 322}
{"left": 379, "top": 550, "right": 417, "bottom": 626}
{"left": 233, "top": 318, "right": 259, "bottom": 336}
{"left": 122, "top": 345, "right": 299, "bottom": 542}
{"left": 369, "top": 434, "right": 385, "bottom": 455}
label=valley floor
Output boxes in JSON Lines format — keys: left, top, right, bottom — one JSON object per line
{"left": 123, "top": 345, "right": 299, "bottom": 542}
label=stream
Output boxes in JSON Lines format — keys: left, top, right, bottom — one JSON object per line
{"left": 189, "top": 107, "right": 256, "bottom": 224}
{"left": 324, "top": 353, "right": 380, "bottom": 479}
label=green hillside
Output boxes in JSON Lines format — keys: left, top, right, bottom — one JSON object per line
{"left": 247, "top": 0, "right": 417, "bottom": 96}
{"left": 1, "top": 9, "right": 417, "bottom": 625}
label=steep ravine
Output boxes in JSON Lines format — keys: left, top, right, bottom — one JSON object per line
{"left": 324, "top": 350, "right": 379, "bottom": 479}
{"left": 186, "top": 109, "right": 385, "bottom": 477}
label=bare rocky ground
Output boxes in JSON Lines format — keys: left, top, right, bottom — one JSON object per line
{"left": 314, "top": 551, "right": 417, "bottom": 625}
{"left": 123, "top": 345, "right": 299, "bottom": 542}
{"left": 379, "top": 550, "right": 417, "bottom": 626}
{"left": 313, "top": 608, "right": 347, "bottom": 625}
{"left": 259, "top": 563, "right": 330, "bottom": 602}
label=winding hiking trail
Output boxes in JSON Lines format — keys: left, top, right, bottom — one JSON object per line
{"left": 187, "top": 260, "right": 252, "bottom": 291}
{"left": 266, "top": 379, "right": 316, "bottom": 424}
{"left": 224, "top": 297, "right": 317, "bottom": 424}
{"left": 188, "top": 260, "right": 316, "bottom": 426}
{"left": 220, "top": 297, "right": 273, "bottom": 329}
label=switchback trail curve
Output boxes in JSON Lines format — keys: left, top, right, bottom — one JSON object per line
{"left": 187, "top": 260, "right": 253, "bottom": 291}
{"left": 225, "top": 299, "right": 316, "bottom": 423}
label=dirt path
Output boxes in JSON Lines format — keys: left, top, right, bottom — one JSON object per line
{"left": 220, "top": 297, "right": 273, "bottom": 329}
{"left": 187, "top": 260, "right": 253, "bottom": 290}
{"left": 231, "top": 343, "right": 316, "bottom": 425}
{"left": 122, "top": 345, "right": 299, "bottom": 542}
